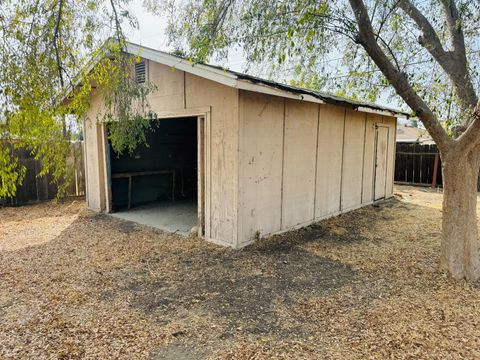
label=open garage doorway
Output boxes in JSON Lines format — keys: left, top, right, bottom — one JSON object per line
{"left": 107, "top": 116, "right": 203, "bottom": 235}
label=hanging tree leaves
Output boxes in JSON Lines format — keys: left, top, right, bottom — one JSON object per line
{"left": 93, "top": 46, "right": 158, "bottom": 156}
{"left": 0, "top": 0, "right": 155, "bottom": 198}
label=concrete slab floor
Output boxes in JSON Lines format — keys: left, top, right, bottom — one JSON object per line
{"left": 110, "top": 200, "right": 197, "bottom": 235}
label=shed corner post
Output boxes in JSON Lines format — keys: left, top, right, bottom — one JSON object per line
{"left": 82, "top": 118, "right": 90, "bottom": 209}
{"left": 197, "top": 114, "right": 207, "bottom": 238}
{"left": 99, "top": 122, "right": 111, "bottom": 213}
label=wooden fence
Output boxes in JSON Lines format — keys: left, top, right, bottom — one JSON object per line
{"left": 395, "top": 142, "right": 480, "bottom": 190}
{"left": 1, "top": 142, "right": 85, "bottom": 206}
{"left": 395, "top": 143, "right": 442, "bottom": 187}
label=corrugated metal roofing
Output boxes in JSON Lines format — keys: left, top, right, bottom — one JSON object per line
{"left": 126, "top": 42, "right": 408, "bottom": 118}
{"left": 65, "top": 40, "right": 409, "bottom": 118}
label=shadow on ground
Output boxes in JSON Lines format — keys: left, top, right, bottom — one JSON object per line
{"left": 86, "top": 202, "right": 402, "bottom": 342}
{"left": 4, "top": 192, "right": 476, "bottom": 359}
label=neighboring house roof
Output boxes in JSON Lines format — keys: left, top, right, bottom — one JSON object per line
{"left": 396, "top": 125, "right": 434, "bottom": 143}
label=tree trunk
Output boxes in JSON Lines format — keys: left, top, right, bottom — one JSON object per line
{"left": 440, "top": 148, "right": 480, "bottom": 281}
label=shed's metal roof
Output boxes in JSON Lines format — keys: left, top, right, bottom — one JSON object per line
{"left": 64, "top": 41, "right": 408, "bottom": 118}
{"left": 125, "top": 42, "right": 408, "bottom": 118}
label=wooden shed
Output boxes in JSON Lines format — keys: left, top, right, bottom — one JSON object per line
{"left": 82, "top": 42, "right": 403, "bottom": 248}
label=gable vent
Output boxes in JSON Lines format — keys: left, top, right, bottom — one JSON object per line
{"left": 135, "top": 61, "right": 146, "bottom": 84}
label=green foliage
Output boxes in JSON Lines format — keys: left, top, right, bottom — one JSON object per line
{"left": 62, "top": 39, "right": 158, "bottom": 156}
{"left": 108, "top": 115, "right": 152, "bottom": 156}
{"left": 0, "top": 146, "right": 26, "bottom": 198}
{"left": 0, "top": 0, "right": 151, "bottom": 198}
{"left": 92, "top": 51, "right": 158, "bottom": 156}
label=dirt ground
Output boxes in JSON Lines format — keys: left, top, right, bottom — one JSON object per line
{"left": 1, "top": 185, "right": 480, "bottom": 359}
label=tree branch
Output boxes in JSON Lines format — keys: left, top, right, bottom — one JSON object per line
{"left": 53, "top": 0, "right": 64, "bottom": 87}
{"left": 457, "top": 102, "right": 480, "bottom": 153}
{"left": 440, "top": 0, "right": 477, "bottom": 113}
{"left": 398, "top": 0, "right": 447, "bottom": 58}
{"left": 109, "top": 0, "right": 125, "bottom": 47}
{"left": 348, "top": 0, "right": 451, "bottom": 151}
{"left": 398, "top": 0, "right": 477, "bottom": 112}
{"left": 375, "top": 0, "right": 400, "bottom": 42}
{"left": 440, "top": 0, "right": 465, "bottom": 54}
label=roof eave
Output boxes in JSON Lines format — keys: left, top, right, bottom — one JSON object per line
{"left": 126, "top": 42, "right": 239, "bottom": 88}
{"left": 64, "top": 41, "right": 408, "bottom": 118}
{"left": 235, "top": 79, "right": 326, "bottom": 104}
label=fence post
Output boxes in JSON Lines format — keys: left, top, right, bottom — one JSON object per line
{"left": 432, "top": 153, "right": 439, "bottom": 188}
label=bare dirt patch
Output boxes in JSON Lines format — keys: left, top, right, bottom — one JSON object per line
{"left": 1, "top": 186, "right": 480, "bottom": 359}
{"left": 0, "top": 200, "right": 82, "bottom": 252}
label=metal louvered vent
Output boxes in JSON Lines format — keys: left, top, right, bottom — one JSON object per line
{"left": 135, "top": 61, "right": 146, "bottom": 84}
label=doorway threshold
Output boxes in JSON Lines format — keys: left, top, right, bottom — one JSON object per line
{"left": 109, "top": 200, "right": 197, "bottom": 235}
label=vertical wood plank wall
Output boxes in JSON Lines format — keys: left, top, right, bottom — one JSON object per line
{"left": 185, "top": 73, "right": 239, "bottom": 246}
{"left": 341, "top": 109, "right": 367, "bottom": 210}
{"left": 281, "top": 100, "right": 318, "bottom": 230}
{"left": 83, "top": 59, "right": 396, "bottom": 248}
{"left": 237, "top": 90, "right": 396, "bottom": 247}
{"left": 384, "top": 117, "right": 397, "bottom": 194}
{"left": 315, "top": 105, "right": 345, "bottom": 218}
{"left": 362, "top": 114, "right": 377, "bottom": 203}
{"left": 237, "top": 92, "right": 284, "bottom": 242}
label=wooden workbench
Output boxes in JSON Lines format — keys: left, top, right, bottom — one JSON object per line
{"left": 111, "top": 170, "right": 176, "bottom": 209}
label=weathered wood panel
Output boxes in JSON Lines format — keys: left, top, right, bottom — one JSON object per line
{"left": 238, "top": 91, "right": 284, "bottom": 244}
{"left": 84, "top": 120, "right": 97, "bottom": 209}
{"left": 315, "top": 105, "right": 345, "bottom": 218}
{"left": 84, "top": 90, "right": 106, "bottom": 211}
{"left": 186, "top": 73, "right": 239, "bottom": 245}
{"left": 362, "top": 113, "right": 378, "bottom": 203}
{"left": 374, "top": 126, "right": 389, "bottom": 200}
{"left": 384, "top": 116, "right": 397, "bottom": 196}
{"left": 147, "top": 61, "right": 185, "bottom": 111}
{"left": 341, "top": 109, "right": 366, "bottom": 210}
{"left": 281, "top": 100, "right": 318, "bottom": 229}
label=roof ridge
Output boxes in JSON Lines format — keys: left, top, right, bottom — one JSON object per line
{"left": 126, "top": 41, "right": 408, "bottom": 118}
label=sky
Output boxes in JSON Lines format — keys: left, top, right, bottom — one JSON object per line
{"left": 125, "top": 1, "right": 169, "bottom": 52}
{"left": 126, "top": 1, "right": 247, "bottom": 72}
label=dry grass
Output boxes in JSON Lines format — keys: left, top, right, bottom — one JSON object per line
{"left": 1, "top": 186, "right": 480, "bottom": 359}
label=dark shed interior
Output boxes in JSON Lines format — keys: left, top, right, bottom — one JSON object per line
{"left": 109, "top": 117, "right": 197, "bottom": 211}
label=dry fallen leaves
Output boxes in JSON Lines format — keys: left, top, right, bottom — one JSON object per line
{"left": 1, "top": 186, "right": 480, "bottom": 359}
